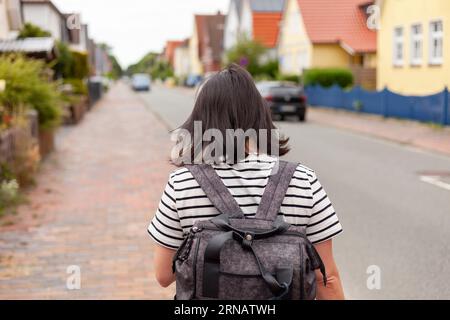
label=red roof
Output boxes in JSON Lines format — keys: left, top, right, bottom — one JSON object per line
{"left": 253, "top": 12, "right": 283, "bottom": 48}
{"left": 194, "top": 14, "right": 225, "bottom": 72}
{"left": 297, "top": 0, "right": 376, "bottom": 53}
{"left": 164, "top": 40, "right": 183, "bottom": 67}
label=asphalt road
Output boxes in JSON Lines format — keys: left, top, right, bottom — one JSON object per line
{"left": 138, "top": 84, "right": 450, "bottom": 299}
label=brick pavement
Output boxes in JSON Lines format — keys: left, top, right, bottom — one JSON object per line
{"left": 0, "top": 82, "right": 175, "bottom": 299}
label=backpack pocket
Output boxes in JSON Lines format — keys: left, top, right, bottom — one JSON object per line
{"left": 174, "top": 231, "right": 201, "bottom": 300}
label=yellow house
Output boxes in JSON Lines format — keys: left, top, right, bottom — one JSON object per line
{"left": 278, "top": 0, "right": 377, "bottom": 88}
{"left": 377, "top": 0, "right": 450, "bottom": 95}
{"left": 188, "top": 15, "right": 204, "bottom": 76}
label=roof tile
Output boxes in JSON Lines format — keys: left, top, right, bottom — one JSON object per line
{"left": 297, "top": 0, "right": 376, "bottom": 53}
{"left": 253, "top": 12, "right": 283, "bottom": 48}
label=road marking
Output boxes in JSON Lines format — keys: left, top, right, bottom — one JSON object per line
{"left": 420, "top": 175, "right": 450, "bottom": 191}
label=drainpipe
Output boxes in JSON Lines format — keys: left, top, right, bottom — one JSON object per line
{"left": 382, "top": 86, "right": 388, "bottom": 118}
{"left": 443, "top": 86, "right": 449, "bottom": 126}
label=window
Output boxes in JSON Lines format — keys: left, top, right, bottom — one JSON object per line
{"left": 429, "top": 20, "right": 443, "bottom": 65}
{"left": 393, "top": 26, "right": 404, "bottom": 66}
{"left": 410, "top": 24, "right": 423, "bottom": 65}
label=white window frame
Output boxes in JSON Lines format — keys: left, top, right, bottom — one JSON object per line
{"left": 393, "top": 26, "right": 404, "bottom": 66}
{"left": 410, "top": 23, "right": 423, "bottom": 66}
{"left": 429, "top": 20, "right": 443, "bottom": 65}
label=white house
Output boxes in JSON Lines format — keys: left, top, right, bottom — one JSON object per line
{"left": 224, "top": 0, "right": 243, "bottom": 51}
{"left": 223, "top": 0, "right": 285, "bottom": 59}
{"left": 0, "top": 0, "right": 23, "bottom": 39}
{"left": 174, "top": 39, "right": 190, "bottom": 78}
{"left": 21, "top": 0, "right": 69, "bottom": 42}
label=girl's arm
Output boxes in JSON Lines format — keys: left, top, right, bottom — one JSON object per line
{"left": 314, "top": 239, "right": 345, "bottom": 300}
{"left": 153, "top": 244, "right": 176, "bottom": 287}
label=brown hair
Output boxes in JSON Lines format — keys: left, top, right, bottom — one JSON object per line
{"left": 172, "top": 64, "right": 289, "bottom": 165}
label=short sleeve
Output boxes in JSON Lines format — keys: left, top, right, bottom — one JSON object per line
{"left": 147, "top": 174, "right": 184, "bottom": 249}
{"left": 306, "top": 171, "right": 343, "bottom": 244}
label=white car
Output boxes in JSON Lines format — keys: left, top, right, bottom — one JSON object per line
{"left": 131, "top": 74, "right": 151, "bottom": 91}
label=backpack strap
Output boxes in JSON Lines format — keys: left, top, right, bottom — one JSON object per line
{"left": 186, "top": 164, "right": 245, "bottom": 218}
{"left": 254, "top": 160, "right": 298, "bottom": 221}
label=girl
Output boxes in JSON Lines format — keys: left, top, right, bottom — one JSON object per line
{"left": 148, "top": 64, "right": 345, "bottom": 300}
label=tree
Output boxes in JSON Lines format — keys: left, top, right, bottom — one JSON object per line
{"left": 108, "top": 54, "right": 123, "bottom": 79}
{"left": 53, "top": 42, "right": 74, "bottom": 79}
{"left": 126, "top": 52, "right": 173, "bottom": 80}
{"left": 96, "top": 43, "right": 122, "bottom": 79}
{"left": 18, "top": 23, "right": 51, "bottom": 39}
{"left": 225, "top": 37, "right": 278, "bottom": 79}
{"left": 126, "top": 52, "right": 159, "bottom": 75}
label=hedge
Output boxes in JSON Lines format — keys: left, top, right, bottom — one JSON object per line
{"left": 303, "top": 68, "right": 353, "bottom": 88}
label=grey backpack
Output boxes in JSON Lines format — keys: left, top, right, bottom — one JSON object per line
{"left": 172, "top": 160, "right": 326, "bottom": 300}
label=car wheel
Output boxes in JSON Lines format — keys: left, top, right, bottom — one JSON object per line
{"left": 298, "top": 112, "right": 306, "bottom": 122}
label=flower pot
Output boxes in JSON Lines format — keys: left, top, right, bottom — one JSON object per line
{"left": 38, "top": 127, "right": 55, "bottom": 158}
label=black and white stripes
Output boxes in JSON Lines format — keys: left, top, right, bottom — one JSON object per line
{"left": 148, "top": 154, "right": 343, "bottom": 249}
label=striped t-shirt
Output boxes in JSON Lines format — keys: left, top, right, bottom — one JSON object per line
{"left": 148, "top": 154, "right": 343, "bottom": 249}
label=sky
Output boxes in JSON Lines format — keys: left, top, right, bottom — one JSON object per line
{"left": 53, "top": 0, "right": 229, "bottom": 68}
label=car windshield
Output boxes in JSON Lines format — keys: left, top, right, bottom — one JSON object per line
{"left": 133, "top": 74, "right": 150, "bottom": 82}
{"left": 257, "top": 82, "right": 299, "bottom": 94}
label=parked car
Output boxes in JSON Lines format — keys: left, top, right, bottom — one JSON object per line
{"left": 256, "top": 81, "right": 307, "bottom": 121}
{"left": 185, "top": 74, "right": 203, "bottom": 88}
{"left": 131, "top": 73, "right": 151, "bottom": 91}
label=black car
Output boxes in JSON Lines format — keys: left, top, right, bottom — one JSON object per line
{"left": 256, "top": 81, "right": 307, "bottom": 121}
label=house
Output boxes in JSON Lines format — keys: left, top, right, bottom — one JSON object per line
{"left": 87, "top": 37, "right": 97, "bottom": 75}
{"left": 94, "top": 44, "right": 112, "bottom": 76}
{"left": 239, "top": 0, "right": 285, "bottom": 58}
{"left": 64, "top": 13, "right": 89, "bottom": 53}
{"left": 377, "top": 0, "right": 450, "bottom": 94}
{"left": 0, "top": 0, "right": 23, "bottom": 40}
{"left": 21, "top": 0, "right": 70, "bottom": 42}
{"left": 277, "top": 0, "right": 377, "bottom": 88}
{"left": 0, "top": 37, "right": 58, "bottom": 61}
{"left": 174, "top": 38, "right": 190, "bottom": 79}
{"left": 189, "top": 13, "right": 225, "bottom": 76}
{"left": 224, "top": 0, "right": 285, "bottom": 59}
{"left": 224, "top": 0, "right": 243, "bottom": 51}
{"left": 163, "top": 40, "right": 183, "bottom": 68}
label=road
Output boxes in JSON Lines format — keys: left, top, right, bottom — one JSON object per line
{"left": 138, "top": 84, "right": 450, "bottom": 299}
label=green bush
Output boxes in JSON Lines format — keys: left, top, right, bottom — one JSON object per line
{"left": 256, "top": 60, "right": 279, "bottom": 79}
{"left": 18, "top": 23, "right": 51, "bottom": 39}
{"left": 0, "top": 54, "right": 61, "bottom": 129}
{"left": 303, "top": 68, "right": 353, "bottom": 88}
{"left": 277, "top": 74, "right": 302, "bottom": 84}
{"left": 71, "top": 51, "right": 89, "bottom": 79}
{"left": 53, "top": 42, "right": 89, "bottom": 80}
{"left": 64, "top": 78, "right": 88, "bottom": 95}
{"left": 225, "top": 37, "right": 268, "bottom": 77}
{"left": 53, "top": 42, "right": 74, "bottom": 79}
{"left": 0, "top": 178, "right": 20, "bottom": 217}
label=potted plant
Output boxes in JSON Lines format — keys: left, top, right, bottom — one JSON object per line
{"left": 0, "top": 54, "right": 61, "bottom": 158}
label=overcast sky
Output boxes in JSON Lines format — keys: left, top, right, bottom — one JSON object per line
{"left": 53, "top": 0, "right": 229, "bottom": 68}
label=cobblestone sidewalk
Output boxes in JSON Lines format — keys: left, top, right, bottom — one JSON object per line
{"left": 0, "top": 82, "right": 175, "bottom": 299}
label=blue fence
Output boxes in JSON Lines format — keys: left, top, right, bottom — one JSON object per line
{"left": 305, "top": 85, "right": 450, "bottom": 126}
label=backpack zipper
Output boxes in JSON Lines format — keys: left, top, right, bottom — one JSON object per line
{"left": 191, "top": 229, "right": 202, "bottom": 299}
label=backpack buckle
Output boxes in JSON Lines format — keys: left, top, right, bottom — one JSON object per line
{"left": 241, "top": 232, "right": 254, "bottom": 249}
